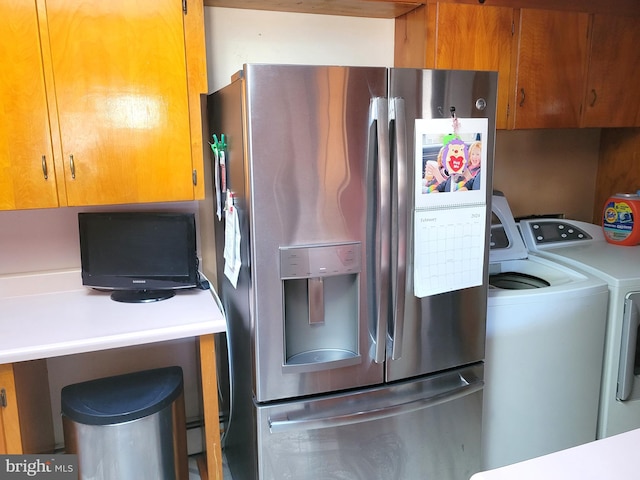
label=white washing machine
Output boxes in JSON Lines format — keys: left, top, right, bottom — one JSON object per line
{"left": 482, "top": 195, "right": 609, "bottom": 470}
{"left": 521, "top": 216, "right": 640, "bottom": 439}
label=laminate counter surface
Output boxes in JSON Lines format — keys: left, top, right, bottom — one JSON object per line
{"left": 0, "top": 269, "right": 226, "bottom": 363}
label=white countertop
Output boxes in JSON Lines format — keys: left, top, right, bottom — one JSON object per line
{"left": 471, "top": 428, "right": 640, "bottom": 480}
{"left": 0, "top": 269, "right": 226, "bottom": 363}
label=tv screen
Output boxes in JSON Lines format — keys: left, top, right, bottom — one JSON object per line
{"left": 78, "top": 212, "right": 199, "bottom": 303}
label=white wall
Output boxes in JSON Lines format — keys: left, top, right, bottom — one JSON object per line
{"left": 205, "top": 7, "right": 395, "bottom": 92}
{"left": 0, "top": 202, "right": 198, "bottom": 275}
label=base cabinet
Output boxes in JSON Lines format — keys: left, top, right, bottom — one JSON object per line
{"left": 0, "top": 361, "right": 55, "bottom": 454}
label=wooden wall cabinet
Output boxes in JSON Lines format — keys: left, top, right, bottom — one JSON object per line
{"left": 511, "top": 9, "right": 590, "bottom": 129}
{"left": 581, "top": 14, "right": 640, "bottom": 128}
{"left": 0, "top": 1, "right": 60, "bottom": 210}
{"left": 0, "top": 0, "right": 207, "bottom": 211}
{"left": 395, "top": 3, "right": 514, "bottom": 130}
{"left": 434, "top": 4, "right": 514, "bottom": 130}
{"left": 396, "top": 3, "right": 640, "bottom": 130}
{"left": 0, "top": 361, "right": 54, "bottom": 454}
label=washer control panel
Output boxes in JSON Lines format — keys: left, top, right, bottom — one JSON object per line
{"left": 520, "top": 218, "right": 605, "bottom": 252}
{"left": 526, "top": 221, "right": 592, "bottom": 244}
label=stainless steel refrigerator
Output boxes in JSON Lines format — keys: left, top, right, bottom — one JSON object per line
{"left": 206, "top": 64, "right": 497, "bottom": 480}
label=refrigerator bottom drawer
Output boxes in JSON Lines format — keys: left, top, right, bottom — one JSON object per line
{"left": 256, "top": 364, "right": 483, "bottom": 480}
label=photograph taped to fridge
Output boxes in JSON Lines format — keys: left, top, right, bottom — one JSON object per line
{"left": 413, "top": 118, "right": 488, "bottom": 298}
{"left": 415, "top": 118, "right": 488, "bottom": 206}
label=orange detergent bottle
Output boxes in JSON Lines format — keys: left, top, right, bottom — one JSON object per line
{"left": 603, "top": 193, "right": 640, "bottom": 246}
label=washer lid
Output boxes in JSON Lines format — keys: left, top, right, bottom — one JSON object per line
{"left": 490, "top": 194, "right": 528, "bottom": 263}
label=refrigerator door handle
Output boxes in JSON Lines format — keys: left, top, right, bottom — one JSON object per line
{"left": 617, "top": 293, "right": 640, "bottom": 401}
{"left": 390, "top": 97, "right": 407, "bottom": 361}
{"left": 371, "top": 97, "right": 391, "bottom": 364}
{"left": 268, "top": 373, "right": 483, "bottom": 433}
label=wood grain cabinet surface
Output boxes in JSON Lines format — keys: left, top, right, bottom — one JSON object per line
{"left": 0, "top": 361, "right": 54, "bottom": 455}
{"left": 0, "top": 0, "right": 207, "bottom": 210}
{"left": 581, "top": 14, "right": 640, "bottom": 128}
{"left": 395, "top": 3, "right": 513, "bottom": 130}
{"left": 395, "top": 2, "right": 640, "bottom": 130}
{"left": 203, "top": 0, "right": 421, "bottom": 18}
{"left": 0, "top": 1, "right": 59, "bottom": 210}
{"left": 434, "top": 4, "right": 514, "bottom": 130}
{"left": 511, "top": 8, "right": 590, "bottom": 129}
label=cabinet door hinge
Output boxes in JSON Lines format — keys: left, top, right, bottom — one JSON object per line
{"left": 0, "top": 388, "right": 6, "bottom": 408}
{"left": 182, "top": 0, "right": 187, "bottom": 14}
{"left": 192, "top": 169, "right": 198, "bottom": 186}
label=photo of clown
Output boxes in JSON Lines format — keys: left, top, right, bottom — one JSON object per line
{"left": 421, "top": 133, "right": 483, "bottom": 195}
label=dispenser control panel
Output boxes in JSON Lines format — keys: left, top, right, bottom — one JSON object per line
{"left": 279, "top": 242, "right": 361, "bottom": 279}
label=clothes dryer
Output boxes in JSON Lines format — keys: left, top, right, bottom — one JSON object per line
{"left": 482, "top": 195, "right": 609, "bottom": 469}
{"left": 521, "top": 217, "right": 640, "bottom": 439}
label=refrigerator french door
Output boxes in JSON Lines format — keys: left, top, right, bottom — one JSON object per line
{"left": 207, "top": 64, "right": 497, "bottom": 480}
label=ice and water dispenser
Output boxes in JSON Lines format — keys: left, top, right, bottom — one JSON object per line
{"left": 279, "top": 242, "right": 362, "bottom": 372}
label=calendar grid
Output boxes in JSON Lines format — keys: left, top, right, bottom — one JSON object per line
{"left": 413, "top": 206, "right": 486, "bottom": 297}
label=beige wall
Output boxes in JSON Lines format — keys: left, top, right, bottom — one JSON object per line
{"left": 494, "top": 129, "right": 601, "bottom": 222}
{"left": 204, "top": 7, "right": 395, "bottom": 92}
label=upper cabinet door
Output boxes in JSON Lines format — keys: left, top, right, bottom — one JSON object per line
{"left": 512, "top": 9, "right": 590, "bottom": 129}
{"left": 581, "top": 14, "right": 640, "bottom": 128}
{"left": 0, "top": 0, "right": 59, "bottom": 210}
{"left": 44, "top": 0, "right": 195, "bottom": 206}
{"left": 430, "top": 3, "right": 514, "bottom": 130}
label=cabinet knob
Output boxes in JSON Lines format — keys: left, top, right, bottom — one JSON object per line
{"left": 590, "top": 89, "right": 597, "bottom": 107}
{"left": 0, "top": 388, "right": 6, "bottom": 408}
{"left": 519, "top": 88, "right": 526, "bottom": 107}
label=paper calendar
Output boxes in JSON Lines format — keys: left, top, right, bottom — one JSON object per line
{"left": 413, "top": 117, "right": 489, "bottom": 298}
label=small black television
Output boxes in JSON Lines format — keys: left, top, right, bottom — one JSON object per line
{"left": 78, "top": 212, "right": 199, "bottom": 303}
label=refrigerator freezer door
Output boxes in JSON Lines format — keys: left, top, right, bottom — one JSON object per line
{"left": 387, "top": 69, "right": 498, "bottom": 381}
{"left": 254, "top": 365, "right": 484, "bottom": 480}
